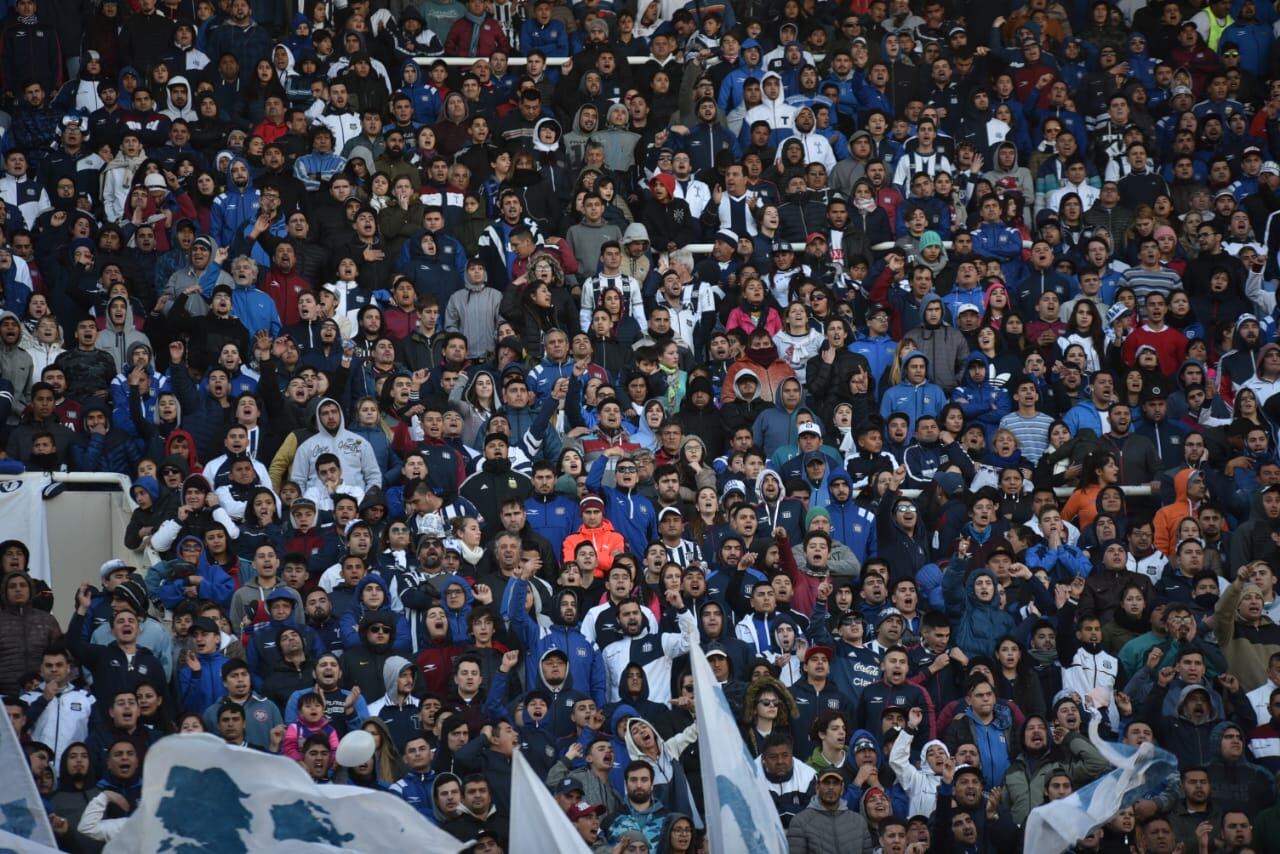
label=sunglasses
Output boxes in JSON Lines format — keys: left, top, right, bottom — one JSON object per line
{"left": 616, "top": 466, "right": 637, "bottom": 473}
{"left": 368, "top": 626, "right": 391, "bottom": 634}
{"left": 757, "top": 698, "right": 779, "bottom": 707}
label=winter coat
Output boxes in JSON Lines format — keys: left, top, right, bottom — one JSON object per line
{"left": 944, "top": 566, "right": 1016, "bottom": 660}
{"left": 785, "top": 797, "right": 875, "bottom": 854}
{"left": 0, "top": 573, "right": 62, "bottom": 694}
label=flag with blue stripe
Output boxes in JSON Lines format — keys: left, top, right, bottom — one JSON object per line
{"left": 1024, "top": 719, "right": 1178, "bottom": 853}
{"left": 690, "top": 637, "right": 789, "bottom": 854}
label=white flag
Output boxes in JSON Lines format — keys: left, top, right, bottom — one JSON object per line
{"left": 104, "top": 733, "right": 466, "bottom": 854}
{"left": 1024, "top": 719, "right": 1179, "bottom": 853}
{"left": 0, "top": 702, "right": 56, "bottom": 849}
{"left": 690, "top": 638, "right": 789, "bottom": 854}
{"left": 509, "top": 750, "right": 592, "bottom": 854}
{"left": 0, "top": 478, "right": 50, "bottom": 583}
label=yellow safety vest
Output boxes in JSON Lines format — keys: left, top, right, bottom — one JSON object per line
{"left": 1206, "top": 11, "right": 1233, "bottom": 51}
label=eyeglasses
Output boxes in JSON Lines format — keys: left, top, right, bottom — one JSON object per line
{"left": 446, "top": 589, "right": 465, "bottom": 596}
{"left": 895, "top": 504, "right": 916, "bottom": 512}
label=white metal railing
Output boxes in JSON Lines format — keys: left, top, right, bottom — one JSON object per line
{"left": 899, "top": 485, "right": 1155, "bottom": 499}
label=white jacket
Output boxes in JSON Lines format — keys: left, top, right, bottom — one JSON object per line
{"left": 20, "top": 684, "right": 93, "bottom": 766}
{"left": 602, "top": 610, "right": 695, "bottom": 704}
{"left": 888, "top": 731, "right": 946, "bottom": 818}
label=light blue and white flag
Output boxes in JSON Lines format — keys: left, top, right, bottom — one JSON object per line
{"left": 690, "top": 637, "right": 789, "bottom": 854}
{"left": 0, "top": 703, "right": 57, "bottom": 850}
{"left": 104, "top": 733, "right": 466, "bottom": 853}
{"left": 1024, "top": 719, "right": 1179, "bottom": 854}
{"left": 510, "top": 749, "right": 593, "bottom": 854}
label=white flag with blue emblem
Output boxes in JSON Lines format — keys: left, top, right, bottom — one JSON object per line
{"left": 104, "top": 733, "right": 466, "bottom": 853}
{"left": 1024, "top": 719, "right": 1179, "bottom": 853}
{"left": 690, "top": 637, "right": 789, "bottom": 854}
{"left": 0, "top": 703, "right": 57, "bottom": 850}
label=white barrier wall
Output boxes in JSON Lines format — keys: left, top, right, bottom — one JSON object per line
{"left": 0, "top": 474, "right": 143, "bottom": 626}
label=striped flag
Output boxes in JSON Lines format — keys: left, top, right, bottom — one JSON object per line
{"left": 0, "top": 702, "right": 57, "bottom": 849}
{"left": 689, "top": 637, "right": 789, "bottom": 854}
{"left": 1024, "top": 719, "right": 1178, "bottom": 853}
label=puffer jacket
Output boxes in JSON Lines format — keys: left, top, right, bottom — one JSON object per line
{"left": 0, "top": 572, "right": 63, "bottom": 694}
{"left": 943, "top": 566, "right": 1016, "bottom": 659}
{"left": 785, "top": 796, "right": 875, "bottom": 854}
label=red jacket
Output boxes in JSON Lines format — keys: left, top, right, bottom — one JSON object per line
{"left": 444, "top": 15, "right": 511, "bottom": 57}
{"left": 260, "top": 268, "right": 310, "bottom": 326}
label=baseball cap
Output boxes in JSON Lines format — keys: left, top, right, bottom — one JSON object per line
{"left": 567, "top": 802, "right": 606, "bottom": 820}
{"left": 1105, "top": 303, "right": 1132, "bottom": 326}
{"left": 99, "top": 558, "right": 132, "bottom": 579}
{"left": 797, "top": 422, "right": 822, "bottom": 437}
{"left": 192, "top": 617, "right": 220, "bottom": 634}
{"left": 658, "top": 506, "right": 683, "bottom": 521}
{"left": 1263, "top": 161, "right": 1280, "bottom": 176}
{"left": 555, "top": 778, "right": 585, "bottom": 797}
{"left": 956, "top": 303, "right": 981, "bottom": 316}
{"left": 806, "top": 232, "right": 828, "bottom": 244}
{"left": 853, "top": 736, "right": 877, "bottom": 752}
{"left": 804, "top": 644, "right": 834, "bottom": 663}
{"left": 144, "top": 172, "right": 167, "bottom": 189}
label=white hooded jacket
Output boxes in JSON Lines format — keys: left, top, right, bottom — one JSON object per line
{"left": 289, "top": 397, "right": 383, "bottom": 494}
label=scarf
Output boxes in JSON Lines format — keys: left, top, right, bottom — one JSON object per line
{"left": 17, "top": 15, "right": 35, "bottom": 24}
{"left": 464, "top": 11, "right": 487, "bottom": 56}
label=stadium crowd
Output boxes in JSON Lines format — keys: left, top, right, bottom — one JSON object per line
{"left": 8, "top": 0, "right": 1280, "bottom": 851}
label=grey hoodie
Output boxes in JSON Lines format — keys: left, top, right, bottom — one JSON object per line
{"left": 444, "top": 272, "right": 503, "bottom": 359}
{"left": 288, "top": 396, "right": 383, "bottom": 493}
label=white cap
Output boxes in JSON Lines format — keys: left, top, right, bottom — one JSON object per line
{"left": 99, "top": 558, "right": 130, "bottom": 579}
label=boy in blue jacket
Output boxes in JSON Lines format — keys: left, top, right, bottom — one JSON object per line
{"left": 178, "top": 617, "right": 229, "bottom": 713}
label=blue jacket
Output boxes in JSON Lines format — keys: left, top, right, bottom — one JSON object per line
{"left": 389, "top": 770, "right": 436, "bottom": 821}
{"left": 178, "top": 649, "right": 230, "bottom": 713}
{"left": 338, "top": 577, "right": 413, "bottom": 655}
{"left": 970, "top": 221, "right": 1025, "bottom": 283}
{"left": 519, "top": 18, "right": 569, "bottom": 56}
{"left": 230, "top": 282, "right": 282, "bottom": 337}
{"left": 956, "top": 701, "right": 1014, "bottom": 788}
{"left": 586, "top": 455, "right": 657, "bottom": 554}
{"left": 879, "top": 352, "right": 945, "bottom": 433}
{"left": 675, "top": 121, "right": 736, "bottom": 172}
{"left": 826, "top": 492, "right": 878, "bottom": 565}
{"left": 506, "top": 580, "right": 606, "bottom": 706}
{"left": 943, "top": 566, "right": 1016, "bottom": 659}
{"left": 849, "top": 334, "right": 895, "bottom": 394}
{"left": 718, "top": 57, "right": 765, "bottom": 112}
{"left": 1062, "top": 398, "right": 1106, "bottom": 438}
{"left": 397, "top": 61, "right": 443, "bottom": 126}
{"left": 1025, "top": 542, "right": 1092, "bottom": 582}
{"left": 950, "top": 352, "right": 1011, "bottom": 436}
{"left": 526, "top": 355, "right": 574, "bottom": 402}
{"left": 158, "top": 554, "right": 235, "bottom": 611}
{"left": 210, "top": 155, "right": 259, "bottom": 247}
{"left": 524, "top": 492, "right": 581, "bottom": 548}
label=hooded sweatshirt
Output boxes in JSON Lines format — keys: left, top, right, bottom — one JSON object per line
{"left": 289, "top": 396, "right": 382, "bottom": 494}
